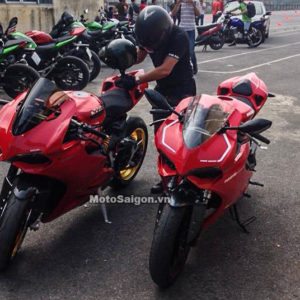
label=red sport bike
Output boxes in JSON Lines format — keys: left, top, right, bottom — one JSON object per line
{"left": 0, "top": 65, "right": 148, "bottom": 270}
{"left": 145, "top": 72, "right": 273, "bottom": 288}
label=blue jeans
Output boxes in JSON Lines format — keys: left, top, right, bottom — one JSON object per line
{"left": 186, "top": 29, "right": 197, "bottom": 72}
{"left": 244, "top": 21, "right": 251, "bottom": 32}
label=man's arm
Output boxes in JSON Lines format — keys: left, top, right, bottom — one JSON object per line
{"left": 187, "top": 0, "right": 201, "bottom": 17}
{"left": 136, "top": 48, "right": 147, "bottom": 64}
{"left": 137, "top": 56, "right": 179, "bottom": 83}
{"left": 171, "top": 0, "right": 181, "bottom": 17}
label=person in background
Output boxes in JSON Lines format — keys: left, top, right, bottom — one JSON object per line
{"left": 169, "top": 0, "right": 181, "bottom": 25}
{"left": 116, "top": 0, "right": 128, "bottom": 20}
{"left": 151, "top": 0, "right": 158, "bottom": 5}
{"left": 212, "top": 0, "right": 221, "bottom": 23}
{"left": 107, "top": 6, "right": 114, "bottom": 18}
{"left": 128, "top": 0, "right": 140, "bottom": 23}
{"left": 171, "top": 0, "right": 201, "bottom": 74}
{"left": 140, "top": 0, "right": 147, "bottom": 11}
{"left": 196, "top": 0, "right": 206, "bottom": 25}
{"left": 219, "top": 0, "right": 224, "bottom": 12}
{"left": 228, "top": 0, "right": 251, "bottom": 46}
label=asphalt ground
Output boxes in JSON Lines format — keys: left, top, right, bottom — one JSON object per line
{"left": 0, "top": 10, "right": 299, "bottom": 300}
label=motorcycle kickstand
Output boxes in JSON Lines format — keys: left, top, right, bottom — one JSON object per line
{"left": 100, "top": 203, "right": 112, "bottom": 224}
{"left": 202, "top": 44, "right": 208, "bottom": 52}
{"left": 229, "top": 204, "right": 256, "bottom": 234}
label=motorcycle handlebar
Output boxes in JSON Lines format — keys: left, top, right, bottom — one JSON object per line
{"left": 71, "top": 119, "right": 108, "bottom": 139}
{"left": 251, "top": 133, "right": 270, "bottom": 144}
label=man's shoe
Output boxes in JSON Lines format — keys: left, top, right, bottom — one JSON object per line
{"left": 228, "top": 41, "right": 236, "bottom": 46}
{"left": 151, "top": 181, "right": 163, "bottom": 194}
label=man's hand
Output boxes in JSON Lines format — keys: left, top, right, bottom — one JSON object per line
{"left": 115, "top": 75, "right": 137, "bottom": 90}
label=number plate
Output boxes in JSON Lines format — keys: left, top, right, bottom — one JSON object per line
{"left": 31, "top": 52, "right": 41, "bottom": 66}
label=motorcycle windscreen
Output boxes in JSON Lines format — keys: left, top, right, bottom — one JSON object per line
{"left": 12, "top": 78, "right": 67, "bottom": 135}
{"left": 183, "top": 96, "right": 230, "bottom": 148}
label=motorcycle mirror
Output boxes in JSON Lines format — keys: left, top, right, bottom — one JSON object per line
{"left": 144, "top": 89, "right": 182, "bottom": 119}
{"left": 5, "top": 17, "right": 18, "bottom": 35}
{"left": 265, "top": 11, "right": 272, "bottom": 16}
{"left": 226, "top": 119, "right": 272, "bottom": 134}
{"left": 268, "top": 92, "right": 275, "bottom": 97}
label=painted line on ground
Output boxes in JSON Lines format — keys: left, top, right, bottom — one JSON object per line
{"left": 198, "top": 41, "right": 300, "bottom": 65}
{"left": 199, "top": 53, "right": 300, "bottom": 74}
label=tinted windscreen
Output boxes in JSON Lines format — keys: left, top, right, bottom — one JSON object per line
{"left": 183, "top": 96, "right": 230, "bottom": 148}
{"left": 13, "top": 78, "right": 67, "bottom": 135}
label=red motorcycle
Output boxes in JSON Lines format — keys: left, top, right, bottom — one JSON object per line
{"left": 145, "top": 72, "right": 273, "bottom": 287}
{"left": 0, "top": 40, "right": 148, "bottom": 270}
{"left": 195, "top": 21, "right": 225, "bottom": 51}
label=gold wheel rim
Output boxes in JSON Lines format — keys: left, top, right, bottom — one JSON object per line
{"left": 119, "top": 128, "right": 146, "bottom": 181}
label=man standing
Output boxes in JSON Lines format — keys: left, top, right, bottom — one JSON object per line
{"left": 171, "top": 0, "right": 201, "bottom": 75}
{"left": 212, "top": 0, "right": 221, "bottom": 23}
{"left": 116, "top": 0, "right": 128, "bottom": 20}
{"left": 128, "top": 0, "right": 140, "bottom": 23}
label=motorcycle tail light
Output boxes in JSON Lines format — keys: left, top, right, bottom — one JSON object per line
{"left": 10, "top": 153, "right": 51, "bottom": 164}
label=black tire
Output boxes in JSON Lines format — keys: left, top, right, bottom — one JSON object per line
{"left": 265, "top": 30, "right": 269, "bottom": 39}
{"left": 52, "top": 56, "right": 90, "bottom": 90}
{"left": 71, "top": 49, "right": 101, "bottom": 82}
{"left": 0, "top": 193, "right": 30, "bottom": 271}
{"left": 149, "top": 205, "right": 192, "bottom": 288}
{"left": 3, "top": 64, "right": 40, "bottom": 99}
{"left": 110, "top": 117, "right": 148, "bottom": 188}
{"left": 247, "top": 27, "right": 263, "bottom": 48}
{"left": 209, "top": 33, "right": 225, "bottom": 50}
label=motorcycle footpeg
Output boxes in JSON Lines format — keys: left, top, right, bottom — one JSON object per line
{"left": 100, "top": 203, "right": 112, "bottom": 224}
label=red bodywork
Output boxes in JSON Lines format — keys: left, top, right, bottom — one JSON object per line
{"left": 26, "top": 30, "right": 54, "bottom": 44}
{"left": 0, "top": 70, "right": 147, "bottom": 222}
{"left": 155, "top": 73, "right": 269, "bottom": 228}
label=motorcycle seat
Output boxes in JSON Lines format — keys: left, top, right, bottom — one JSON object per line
{"left": 100, "top": 88, "right": 133, "bottom": 119}
{"left": 36, "top": 43, "right": 57, "bottom": 53}
{"left": 52, "top": 35, "right": 74, "bottom": 43}
{"left": 87, "top": 30, "right": 103, "bottom": 38}
{"left": 197, "top": 23, "right": 219, "bottom": 34}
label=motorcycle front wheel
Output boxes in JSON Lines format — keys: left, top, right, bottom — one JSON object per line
{"left": 52, "top": 56, "right": 90, "bottom": 90}
{"left": 2, "top": 64, "right": 40, "bottom": 99}
{"left": 0, "top": 192, "right": 31, "bottom": 271}
{"left": 149, "top": 205, "right": 192, "bottom": 288}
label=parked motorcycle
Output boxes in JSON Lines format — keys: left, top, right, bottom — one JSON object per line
{"left": 0, "top": 39, "right": 148, "bottom": 270}
{"left": 220, "top": 12, "right": 264, "bottom": 47}
{"left": 50, "top": 12, "right": 101, "bottom": 81}
{"left": 4, "top": 16, "right": 90, "bottom": 91}
{"left": 145, "top": 72, "right": 273, "bottom": 287}
{"left": 195, "top": 22, "right": 225, "bottom": 51}
{"left": 0, "top": 18, "right": 40, "bottom": 98}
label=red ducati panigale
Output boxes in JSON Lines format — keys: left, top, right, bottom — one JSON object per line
{"left": 145, "top": 72, "right": 273, "bottom": 288}
{"left": 0, "top": 65, "right": 148, "bottom": 270}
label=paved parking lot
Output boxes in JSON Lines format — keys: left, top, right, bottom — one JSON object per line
{"left": 0, "top": 10, "right": 299, "bottom": 300}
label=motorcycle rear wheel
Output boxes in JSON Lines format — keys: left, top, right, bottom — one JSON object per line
{"left": 3, "top": 64, "right": 40, "bottom": 99}
{"left": 149, "top": 205, "right": 192, "bottom": 288}
{"left": 52, "top": 56, "right": 90, "bottom": 90}
{"left": 0, "top": 193, "right": 31, "bottom": 271}
{"left": 209, "top": 33, "right": 225, "bottom": 50}
{"left": 247, "top": 27, "right": 263, "bottom": 48}
{"left": 110, "top": 117, "right": 148, "bottom": 188}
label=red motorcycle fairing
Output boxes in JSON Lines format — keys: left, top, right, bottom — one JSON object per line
{"left": 70, "top": 27, "right": 86, "bottom": 36}
{"left": 26, "top": 30, "right": 54, "bottom": 44}
{"left": 155, "top": 92, "right": 262, "bottom": 228}
{"left": 217, "top": 72, "right": 268, "bottom": 115}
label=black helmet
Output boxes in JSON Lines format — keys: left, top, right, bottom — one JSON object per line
{"left": 101, "top": 39, "right": 137, "bottom": 71}
{"left": 61, "top": 12, "right": 74, "bottom": 26}
{"left": 135, "top": 6, "right": 173, "bottom": 52}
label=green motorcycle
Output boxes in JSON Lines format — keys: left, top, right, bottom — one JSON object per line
{"left": 0, "top": 18, "right": 40, "bottom": 98}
